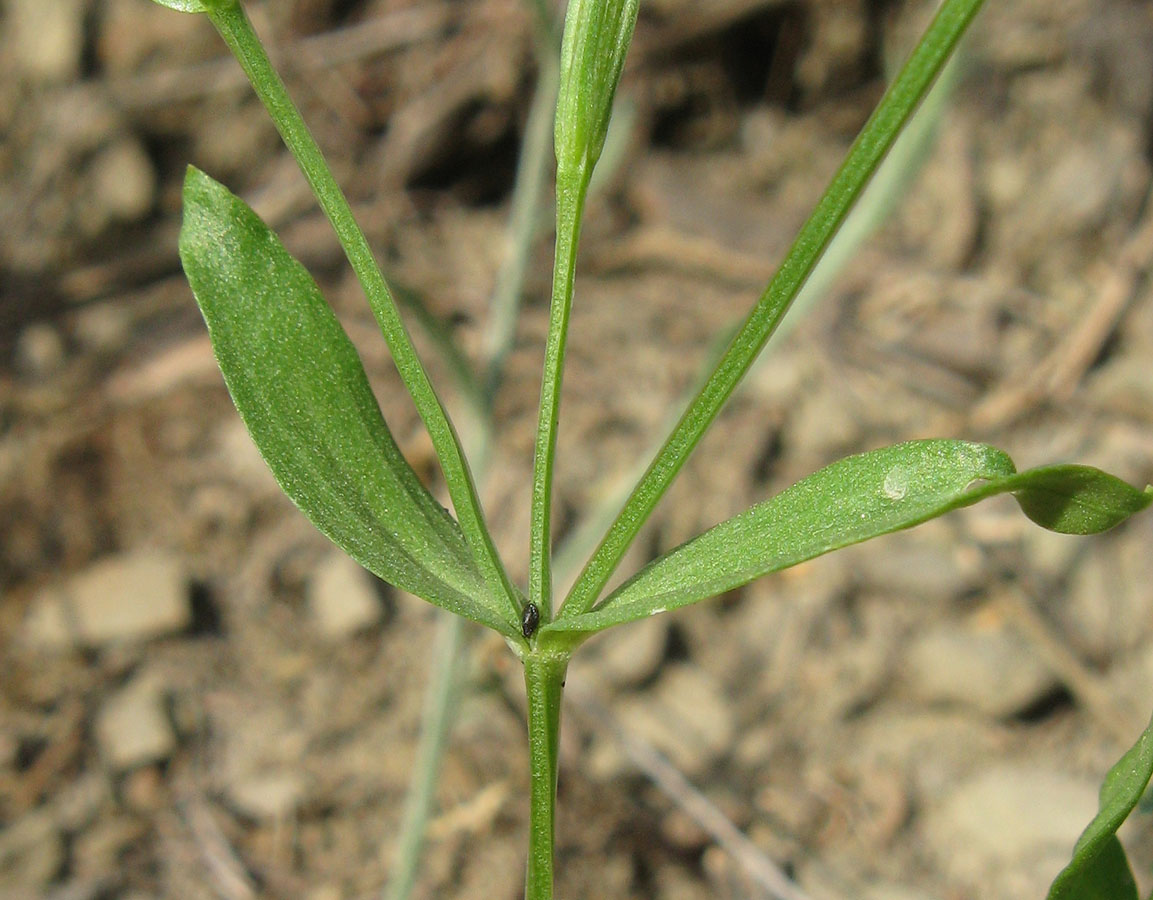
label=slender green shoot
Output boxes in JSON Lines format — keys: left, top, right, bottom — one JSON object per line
{"left": 530, "top": 0, "right": 639, "bottom": 622}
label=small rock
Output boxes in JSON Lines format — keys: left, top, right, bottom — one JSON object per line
{"left": 1061, "top": 537, "right": 1152, "bottom": 661}
{"left": 0, "top": 810, "right": 64, "bottom": 891}
{"left": 89, "top": 139, "right": 157, "bottom": 224}
{"left": 226, "top": 771, "right": 305, "bottom": 821}
{"left": 15, "top": 322, "right": 66, "bottom": 379}
{"left": 69, "top": 551, "right": 190, "bottom": 645}
{"left": 615, "top": 664, "right": 735, "bottom": 775}
{"left": 95, "top": 675, "right": 176, "bottom": 770}
{"left": 901, "top": 609, "right": 1057, "bottom": 718}
{"left": 578, "top": 614, "right": 669, "bottom": 688}
{"left": 215, "top": 419, "right": 280, "bottom": 496}
{"left": 306, "top": 552, "right": 382, "bottom": 639}
{"left": 22, "top": 588, "right": 76, "bottom": 649}
{"left": 924, "top": 765, "right": 1097, "bottom": 897}
{"left": 860, "top": 883, "right": 935, "bottom": 900}
{"left": 6, "top": 0, "right": 85, "bottom": 82}
{"left": 851, "top": 526, "right": 978, "bottom": 603}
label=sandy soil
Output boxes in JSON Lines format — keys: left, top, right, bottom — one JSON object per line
{"left": 3, "top": 1, "right": 1153, "bottom": 898}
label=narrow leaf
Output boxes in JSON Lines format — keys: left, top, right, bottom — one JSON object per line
{"left": 545, "top": 440, "right": 1151, "bottom": 634}
{"left": 1048, "top": 711, "right": 1153, "bottom": 899}
{"left": 179, "top": 166, "right": 518, "bottom": 638}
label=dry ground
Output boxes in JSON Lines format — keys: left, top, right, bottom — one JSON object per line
{"left": 3, "top": 1, "right": 1153, "bottom": 898}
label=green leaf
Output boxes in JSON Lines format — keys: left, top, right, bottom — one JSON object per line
{"left": 1048, "top": 711, "right": 1153, "bottom": 899}
{"left": 545, "top": 440, "right": 1152, "bottom": 634}
{"left": 148, "top": 0, "right": 209, "bottom": 12}
{"left": 179, "top": 166, "right": 518, "bottom": 638}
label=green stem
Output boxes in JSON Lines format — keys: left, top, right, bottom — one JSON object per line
{"left": 559, "top": 0, "right": 988, "bottom": 619}
{"left": 529, "top": 175, "right": 588, "bottom": 620}
{"left": 204, "top": 0, "right": 519, "bottom": 625}
{"left": 523, "top": 653, "right": 568, "bottom": 900}
{"left": 384, "top": 614, "right": 465, "bottom": 900}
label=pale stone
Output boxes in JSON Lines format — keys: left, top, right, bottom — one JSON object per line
{"left": 901, "top": 610, "right": 1057, "bottom": 718}
{"left": 616, "top": 664, "right": 735, "bottom": 775}
{"left": 226, "top": 772, "right": 305, "bottom": 820}
{"left": 69, "top": 551, "right": 190, "bottom": 645}
{"left": 96, "top": 676, "right": 176, "bottom": 770}
{"left": 7, "top": 0, "right": 85, "bottom": 82}
{"left": 924, "top": 765, "right": 1097, "bottom": 895}
{"left": 22, "top": 588, "right": 76, "bottom": 649}
{"left": 307, "top": 552, "right": 381, "bottom": 640}
{"left": 90, "top": 139, "right": 157, "bottom": 224}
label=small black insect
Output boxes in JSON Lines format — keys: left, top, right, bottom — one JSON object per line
{"left": 521, "top": 602, "right": 540, "bottom": 638}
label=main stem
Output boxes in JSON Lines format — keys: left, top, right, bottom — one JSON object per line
{"left": 529, "top": 178, "right": 588, "bottom": 620}
{"left": 205, "top": 0, "right": 519, "bottom": 623}
{"left": 523, "top": 653, "right": 568, "bottom": 900}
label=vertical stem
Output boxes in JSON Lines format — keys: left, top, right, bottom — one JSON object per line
{"left": 204, "top": 0, "right": 519, "bottom": 624}
{"left": 529, "top": 182, "right": 588, "bottom": 621}
{"left": 523, "top": 653, "right": 568, "bottom": 900}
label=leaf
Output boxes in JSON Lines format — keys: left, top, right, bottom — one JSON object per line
{"left": 1048, "top": 711, "right": 1153, "bottom": 899}
{"left": 545, "top": 440, "right": 1152, "bottom": 634}
{"left": 148, "top": 0, "right": 208, "bottom": 12}
{"left": 179, "top": 166, "right": 518, "bottom": 638}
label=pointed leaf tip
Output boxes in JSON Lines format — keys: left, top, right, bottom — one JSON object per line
{"left": 1007, "top": 466, "right": 1153, "bottom": 535}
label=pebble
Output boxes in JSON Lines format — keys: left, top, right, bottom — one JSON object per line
{"left": 15, "top": 322, "right": 66, "bottom": 379}
{"left": 854, "top": 527, "right": 979, "bottom": 603}
{"left": 1061, "top": 537, "right": 1152, "bottom": 661}
{"left": 923, "top": 765, "right": 1097, "bottom": 898}
{"left": 95, "top": 675, "right": 176, "bottom": 770}
{"left": 215, "top": 419, "right": 281, "bottom": 496}
{"left": 6, "top": 0, "right": 85, "bottom": 82}
{"left": 306, "top": 552, "right": 382, "bottom": 640}
{"left": 576, "top": 614, "right": 669, "bottom": 688}
{"left": 25, "top": 551, "right": 191, "bottom": 648}
{"left": 860, "top": 884, "right": 936, "bottom": 900}
{"left": 614, "top": 664, "right": 735, "bottom": 776}
{"left": 901, "top": 610, "right": 1057, "bottom": 718}
{"left": 0, "top": 809, "right": 64, "bottom": 891}
{"left": 89, "top": 138, "right": 157, "bottom": 224}
{"left": 226, "top": 771, "right": 306, "bottom": 821}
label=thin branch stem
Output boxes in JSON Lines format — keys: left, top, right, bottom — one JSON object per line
{"left": 559, "top": 0, "right": 988, "bottom": 620}
{"left": 529, "top": 176, "right": 588, "bottom": 621}
{"left": 205, "top": 0, "right": 519, "bottom": 625}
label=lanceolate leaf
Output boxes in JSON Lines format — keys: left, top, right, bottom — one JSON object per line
{"left": 1047, "top": 711, "right": 1153, "bottom": 900}
{"left": 180, "top": 167, "right": 518, "bottom": 638}
{"left": 545, "top": 440, "right": 1152, "bottom": 634}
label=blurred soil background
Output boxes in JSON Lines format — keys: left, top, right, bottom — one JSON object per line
{"left": 3, "top": 0, "right": 1153, "bottom": 897}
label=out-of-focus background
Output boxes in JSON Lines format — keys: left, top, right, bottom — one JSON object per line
{"left": 3, "top": 1, "right": 1153, "bottom": 897}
